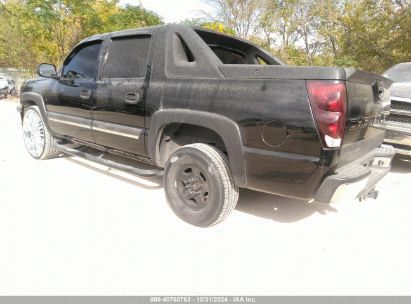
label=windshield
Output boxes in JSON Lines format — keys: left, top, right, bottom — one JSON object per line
{"left": 383, "top": 63, "right": 411, "bottom": 83}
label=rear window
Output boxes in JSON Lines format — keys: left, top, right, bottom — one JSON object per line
{"left": 210, "top": 45, "right": 246, "bottom": 64}
{"left": 103, "top": 36, "right": 151, "bottom": 78}
{"left": 194, "top": 28, "right": 281, "bottom": 65}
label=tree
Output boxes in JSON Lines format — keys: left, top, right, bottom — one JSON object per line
{"left": 0, "top": 0, "right": 163, "bottom": 72}
{"left": 204, "top": 0, "right": 260, "bottom": 38}
{"left": 181, "top": 18, "right": 236, "bottom": 35}
{"left": 208, "top": 0, "right": 411, "bottom": 71}
{"left": 201, "top": 21, "right": 236, "bottom": 35}
{"left": 259, "top": 0, "right": 301, "bottom": 49}
{"left": 2, "top": 0, "right": 411, "bottom": 74}
{"left": 103, "top": 4, "right": 163, "bottom": 33}
{"left": 336, "top": 0, "right": 411, "bottom": 72}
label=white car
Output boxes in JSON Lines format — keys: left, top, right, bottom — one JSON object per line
{"left": 378, "top": 62, "right": 411, "bottom": 154}
{"left": 7, "top": 79, "right": 17, "bottom": 96}
{"left": 0, "top": 77, "right": 9, "bottom": 99}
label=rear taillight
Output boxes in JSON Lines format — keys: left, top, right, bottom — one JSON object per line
{"left": 306, "top": 80, "right": 347, "bottom": 148}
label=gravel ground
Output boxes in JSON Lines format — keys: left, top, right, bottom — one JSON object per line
{"left": 0, "top": 99, "right": 410, "bottom": 295}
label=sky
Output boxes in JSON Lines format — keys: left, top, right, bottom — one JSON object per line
{"left": 120, "top": 0, "right": 213, "bottom": 23}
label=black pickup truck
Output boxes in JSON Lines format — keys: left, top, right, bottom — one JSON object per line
{"left": 18, "top": 24, "right": 394, "bottom": 227}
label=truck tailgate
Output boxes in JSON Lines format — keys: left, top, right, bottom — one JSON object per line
{"left": 339, "top": 69, "right": 392, "bottom": 166}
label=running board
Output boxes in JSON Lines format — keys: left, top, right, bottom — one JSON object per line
{"left": 55, "top": 143, "right": 163, "bottom": 177}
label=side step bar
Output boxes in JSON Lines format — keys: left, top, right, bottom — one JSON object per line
{"left": 55, "top": 143, "right": 163, "bottom": 177}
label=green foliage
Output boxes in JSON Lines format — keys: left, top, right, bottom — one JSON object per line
{"left": 104, "top": 4, "right": 164, "bottom": 32}
{"left": 1, "top": 0, "right": 410, "bottom": 73}
{"left": 0, "top": 0, "right": 163, "bottom": 71}
{"left": 180, "top": 18, "right": 236, "bottom": 35}
{"left": 211, "top": 0, "right": 411, "bottom": 72}
{"left": 335, "top": 0, "right": 411, "bottom": 72}
{"left": 201, "top": 21, "right": 236, "bottom": 36}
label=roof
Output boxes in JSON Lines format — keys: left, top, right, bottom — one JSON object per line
{"left": 76, "top": 24, "right": 284, "bottom": 65}
{"left": 80, "top": 24, "right": 177, "bottom": 43}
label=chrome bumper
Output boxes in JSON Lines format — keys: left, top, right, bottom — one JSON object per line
{"left": 315, "top": 145, "right": 395, "bottom": 203}
{"left": 374, "top": 120, "right": 411, "bottom": 155}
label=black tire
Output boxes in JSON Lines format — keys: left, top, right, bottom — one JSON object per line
{"left": 22, "top": 106, "right": 60, "bottom": 160}
{"left": 164, "top": 143, "right": 239, "bottom": 227}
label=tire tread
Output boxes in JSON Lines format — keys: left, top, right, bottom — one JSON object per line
{"left": 184, "top": 143, "right": 239, "bottom": 226}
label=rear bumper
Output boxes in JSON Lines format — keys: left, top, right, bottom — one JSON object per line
{"left": 315, "top": 145, "right": 394, "bottom": 203}
{"left": 374, "top": 116, "right": 411, "bottom": 154}
{"left": 383, "top": 127, "right": 411, "bottom": 155}
{"left": 385, "top": 133, "right": 411, "bottom": 155}
{"left": 385, "top": 129, "right": 411, "bottom": 144}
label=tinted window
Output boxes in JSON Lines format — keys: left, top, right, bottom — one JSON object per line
{"left": 103, "top": 36, "right": 151, "bottom": 78}
{"left": 195, "top": 29, "right": 280, "bottom": 65}
{"left": 210, "top": 46, "right": 246, "bottom": 64}
{"left": 63, "top": 42, "right": 102, "bottom": 79}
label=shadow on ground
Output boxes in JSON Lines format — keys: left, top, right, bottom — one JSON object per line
{"left": 65, "top": 157, "right": 163, "bottom": 190}
{"left": 391, "top": 154, "right": 411, "bottom": 173}
{"left": 65, "top": 155, "right": 337, "bottom": 223}
{"left": 235, "top": 189, "right": 337, "bottom": 223}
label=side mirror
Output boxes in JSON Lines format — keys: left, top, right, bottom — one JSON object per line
{"left": 38, "top": 63, "right": 57, "bottom": 78}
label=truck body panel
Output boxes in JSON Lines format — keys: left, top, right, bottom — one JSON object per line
{"left": 19, "top": 24, "right": 394, "bottom": 202}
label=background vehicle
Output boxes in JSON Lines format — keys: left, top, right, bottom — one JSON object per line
{"left": 0, "top": 76, "right": 9, "bottom": 99}
{"left": 17, "top": 25, "right": 394, "bottom": 227}
{"left": 8, "top": 79, "right": 17, "bottom": 96}
{"left": 379, "top": 63, "right": 411, "bottom": 155}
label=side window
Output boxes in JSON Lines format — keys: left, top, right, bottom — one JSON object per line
{"left": 103, "top": 36, "right": 151, "bottom": 79}
{"left": 62, "top": 41, "right": 102, "bottom": 79}
{"left": 210, "top": 46, "right": 246, "bottom": 64}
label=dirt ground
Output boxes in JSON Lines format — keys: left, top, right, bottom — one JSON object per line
{"left": 0, "top": 99, "right": 410, "bottom": 295}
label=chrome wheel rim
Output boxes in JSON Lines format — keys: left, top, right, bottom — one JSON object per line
{"left": 23, "top": 110, "right": 45, "bottom": 158}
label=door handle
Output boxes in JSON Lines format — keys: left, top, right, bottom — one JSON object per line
{"left": 124, "top": 92, "right": 140, "bottom": 105}
{"left": 80, "top": 89, "right": 92, "bottom": 100}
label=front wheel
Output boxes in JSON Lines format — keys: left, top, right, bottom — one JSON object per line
{"left": 164, "top": 144, "right": 239, "bottom": 227}
{"left": 22, "top": 106, "right": 60, "bottom": 160}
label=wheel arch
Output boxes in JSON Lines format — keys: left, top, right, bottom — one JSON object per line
{"left": 148, "top": 109, "right": 247, "bottom": 187}
{"left": 19, "top": 92, "right": 50, "bottom": 130}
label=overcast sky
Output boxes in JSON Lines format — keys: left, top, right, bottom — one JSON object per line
{"left": 120, "top": 0, "right": 213, "bottom": 23}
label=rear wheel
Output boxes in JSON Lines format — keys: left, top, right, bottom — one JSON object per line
{"left": 164, "top": 143, "right": 239, "bottom": 227}
{"left": 22, "top": 106, "right": 60, "bottom": 160}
